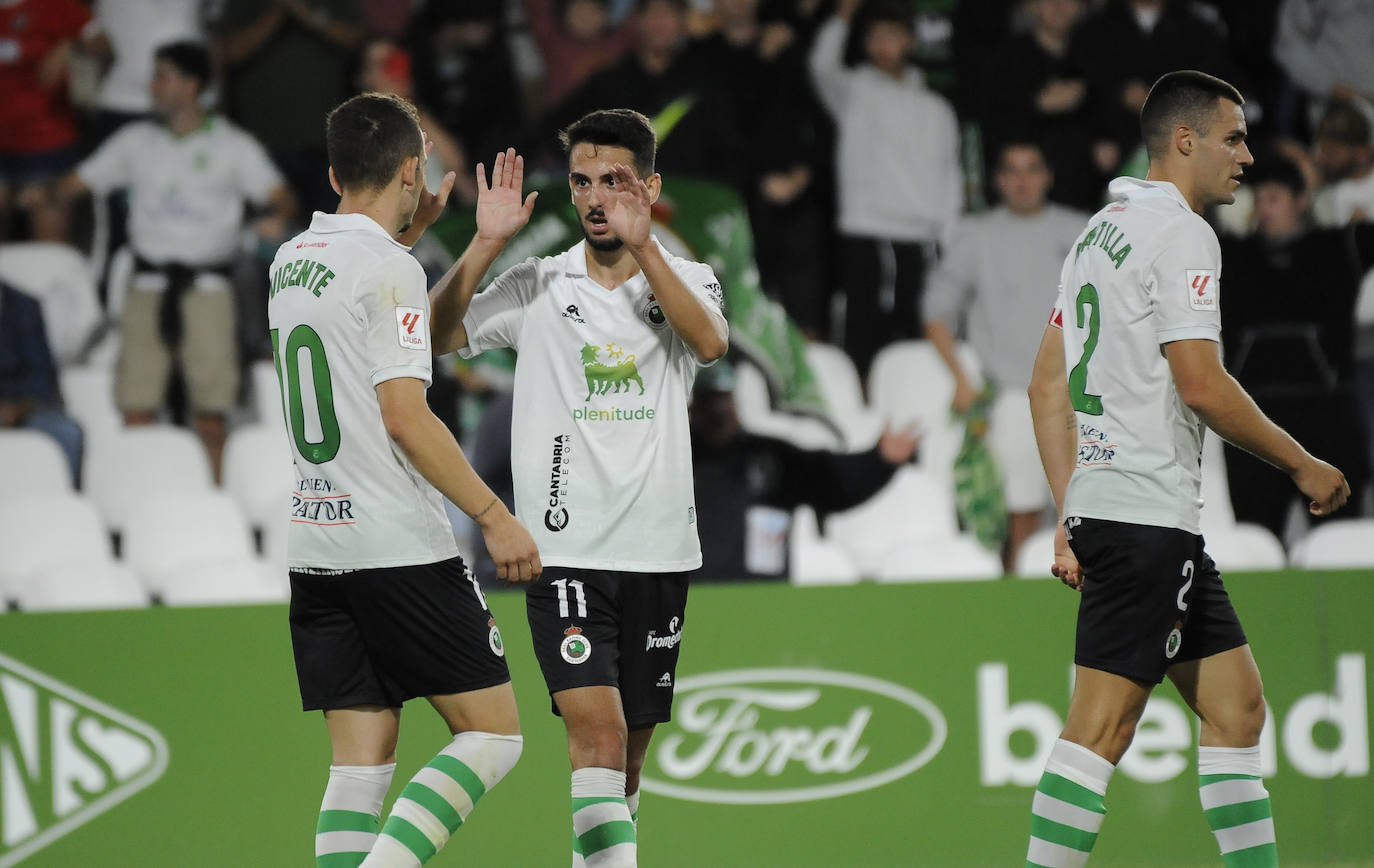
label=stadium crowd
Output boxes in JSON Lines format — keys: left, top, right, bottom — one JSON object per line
{"left": 2, "top": 0, "right": 1373, "bottom": 595}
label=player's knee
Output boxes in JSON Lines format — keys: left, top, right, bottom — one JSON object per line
{"left": 1210, "top": 688, "right": 1267, "bottom": 745}
{"left": 569, "top": 721, "right": 628, "bottom": 769}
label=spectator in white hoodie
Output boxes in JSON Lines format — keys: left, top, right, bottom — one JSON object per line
{"left": 809, "top": 0, "right": 962, "bottom": 378}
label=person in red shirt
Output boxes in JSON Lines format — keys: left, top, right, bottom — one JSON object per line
{"left": 0, "top": 0, "right": 94, "bottom": 242}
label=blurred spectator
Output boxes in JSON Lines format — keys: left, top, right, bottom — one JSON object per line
{"left": 690, "top": 362, "right": 919, "bottom": 581}
{"left": 1310, "top": 97, "right": 1374, "bottom": 226}
{"left": 210, "top": 0, "right": 364, "bottom": 216}
{"left": 922, "top": 140, "right": 1086, "bottom": 570}
{"left": 979, "top": 0, "right": 1106, "bottom": 211}
{"left": 537, "top": 0, "right": 746, "bottom": 191}
{"left": 698, "top": 0, "right": 833, "bottom": 337}
{"left": 57, "top": 41, "right": 294, "bottom": 483}
{"left": 0, "top": 0, "right": 95, "bottom": 242}
{"left": 356, "top": 37, "right": 476, "bottom": 204}
{"left": 1069, "top": 0, "right": 1239, "bottom": 174}
{"left": 1274, "top": 0, "right": 1374, "bottom": 111}
{"left": 0, "top": 280, "right": 83, "bottom": 486}
{"left": 809, "top": 0, "right": 961, "bottom": 377}
{"left": 83, "top": 0, "right": 204, "bottom": 144}
{"left": 1219, "top": 154, "right": 1373, "bottom": 540}
{"left": 525, "top": 0, "right": 636, "bottom": 111}
{"left": 359, "top": 0, "right": 417, "bottom": 39}
{"left": 407, "top": 1, "right": 525, "bottom": 167}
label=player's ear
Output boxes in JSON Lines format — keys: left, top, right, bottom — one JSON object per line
{"left": 645, "top": 172, "right": 663, "bottom": 204}
{"left": 328, "top": 166, "right": 342, "bottom": 197}
{"left": 399, "top": 155, "right": 420, "bottom": 192}
{"left": 1175, "top": 124, "right": 1195, "bottom": 157}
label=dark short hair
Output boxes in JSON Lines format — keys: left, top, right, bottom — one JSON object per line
{"left": 1140, "top": 70, "right": 1245, "bottom": 161}
{"left": 995, "top": 138, "right": 1050, "bottom": 169}
{"left": 326, "top": 93, "right": 423, "bottom": 194}
{"left": 862, "top": 0, "right": 915, "bottom": 35}
{"left": 1247, "top": 152, "right": 1306, "bottom": 196}
{"left": 559, "top": 108, "right": 657, "bottom": 176}
{"left": 154, "top": 41, "right": 212, "bottom": 92}
{"left": 1317, "top": 98, "right": 1373, "bottom": 147}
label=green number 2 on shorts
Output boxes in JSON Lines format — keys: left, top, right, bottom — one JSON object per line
{"left": 1069, "top": 283, "right": 1104, "bottom": 416}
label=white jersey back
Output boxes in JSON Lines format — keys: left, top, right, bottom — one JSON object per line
{"left": 460, "top": 239, "right": 725, "bottom": 571}
{"left": 268, "top": 212, "right": 459, "bottom": 570}
{"left": 1055, "top": 178, "right": 1222, "bottom": 534}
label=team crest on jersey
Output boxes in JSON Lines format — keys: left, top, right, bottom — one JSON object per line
{"left": 640, "top": 294, "right": 668, "bottom": 329}
{"left": 488, "top": 618, "right": 505, "bottom": 657}
{"left": 1186, "top": 270, "right": 1217, "bottom": 311}
{"left": 396, "top": 306, "right": 427, "bottom": 349}
{"left": 561, "top": 627, "right": 592, "bottom": 665}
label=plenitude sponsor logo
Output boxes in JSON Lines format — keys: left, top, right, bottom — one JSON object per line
{"left": 0, "top": 653, "right": 169, "bottom": 867}
{"left": 641, "top": 668, "right": 946, "bottom": 805}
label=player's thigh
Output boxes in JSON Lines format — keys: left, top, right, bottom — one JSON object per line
{"left": 989, "top": 390, "right": 1052, "bottom": 512}
{"left": 1061, "top": 665, "right": 1154, "bottom": 762}
{"left": 114, "top": 288, "right": 170, "bottom": 413}
{"left": 325, "top": 706, "right": 402, "bottom": 765}
{"left": 617, "top": 572, "right": 689, "bottom": 731}
{"left": 428, "top": 682, "right": 520, "bottom": 737}
{"left": 554, "top": 685, "right": 630, "bottom": 769}
{"left": 1070, "top": 518, "right": 1200, "bottom": 685}
{"left": 179, "top": 280, "right": 239, "bottom": 414}
{"left": 1167, "top": 644, "right": 1265, "bottom": 745}
{"left": 526, "top": 569, "right": 622, "bottom": 695}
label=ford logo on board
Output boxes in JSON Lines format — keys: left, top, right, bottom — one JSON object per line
{"left": 641, "top": 668, "right": 946, "bottom": 805}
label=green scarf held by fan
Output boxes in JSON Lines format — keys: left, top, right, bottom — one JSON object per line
{"left": 953, "top": 383, "right": 1007, "bottom": 553}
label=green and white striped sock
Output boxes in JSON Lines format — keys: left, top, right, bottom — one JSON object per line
{"left": 573, "top": 788, "right": 637, "bottom": 867}
{"left": 361, "top": 732, "right": 522, "bottom": 867}
{"left": 1199, "top": 745, "right": 1278, "bottom": 867}
{"left": 316, "top": 764, "right": 393, "bottom": 868}
{"left": 1026, "top": 739, "right": 1114, "bottom": 868}
{"left": 571, "top": 767, "right": 636, "bottom": 868}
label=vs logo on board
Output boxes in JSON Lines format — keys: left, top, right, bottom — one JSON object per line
{"left": 0, "top": 653, "right": 168, "bottom": 867}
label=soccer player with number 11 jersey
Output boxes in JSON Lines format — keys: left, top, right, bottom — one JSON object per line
{"left": 1024, "top": 71, "right": 1350, "bottom": 867}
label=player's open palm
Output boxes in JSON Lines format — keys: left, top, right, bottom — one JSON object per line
{"left": 603, "top": 163, "right": 653, "bottom": 248}
{"left": 1293, "top": 456, "right": 1350, "bottom": 516}
{"left": 483, "top": 511, "right": 543, "bottom": 584}
{"left": 475, "top": 147, "right": 538, "bottom": 245}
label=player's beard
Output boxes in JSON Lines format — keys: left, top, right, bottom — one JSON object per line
{"left": 582, "top": 209, "right": 624, "bottom": 252}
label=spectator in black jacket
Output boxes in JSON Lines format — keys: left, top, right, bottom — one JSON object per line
{"left": 0, "top": 281, "right": 82, "bottom": 485}
{"left": 690, "top": 362, "right": 919, "bottom": 581}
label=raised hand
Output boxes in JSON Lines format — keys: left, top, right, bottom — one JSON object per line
{"left": 602, "top": 163, "right": 654, "bottom": 250}
{"left": 475, "top": 147, "right": 539, "bottom": 245}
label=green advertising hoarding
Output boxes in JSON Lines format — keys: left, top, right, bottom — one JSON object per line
{"left": 0, "top": 573, "right": 1369, "bottom": 866}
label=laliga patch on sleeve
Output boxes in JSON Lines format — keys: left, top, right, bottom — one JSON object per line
{"left": 396, "top": 306, "right": 427, "bottom": 350}
{"left": 1186, "top": 269, "right": 1217, "bottom": 311}
{"left": 1048, "top": 304, "right": 1064, "bottom": 328}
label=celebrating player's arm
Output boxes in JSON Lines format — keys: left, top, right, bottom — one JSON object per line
{"left": 601, "top": 162, "right": 728, "bottom": 363}
{"left": 1164, "top": 338, "right": 1350, "bottom": 516}
{"left": 376, "top": 376, "right": 541, "bottom": 582}
{"left": 1027, "top": 303, "right": 1083, "bottom": 589}
{"left": 429, "top": 148, "right": 540, "bottom": 355}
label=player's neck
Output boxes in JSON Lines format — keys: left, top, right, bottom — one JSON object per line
{"left": 584, "top": 244, "right": 641, "bottom": 290}
{"left": 336, "top": 191, "right": 405, "bottom": 237}
{"left": 1146, "top": 165, "right": 1205, "bottom": 214}
{"left": 165, "top": 105, "right": 205, "bottom": 137}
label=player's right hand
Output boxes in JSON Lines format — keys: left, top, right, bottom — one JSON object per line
{"left": 474, "top": 147, "right": 538, "bottom": 245}
{"left": 1051, "top": 522, "right": 1083, "bottom": 591}
{"left": 1293, "top": 456, "right": 1350, "bottom": 516}
{"left": 481, "top": 508, "right": 543, "bottom": 584}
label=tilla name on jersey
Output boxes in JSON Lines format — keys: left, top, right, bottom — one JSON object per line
{"left": 270, "top": 257, "right": 337, "bottom": 299}
{"left": 1074, "top": 219, "right": 1133, "bottom": 270}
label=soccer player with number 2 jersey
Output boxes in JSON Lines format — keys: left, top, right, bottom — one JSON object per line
{"left": 269, "top": 93, "right": 542, "bottom": 868}
{"left": 1024, "top": 71, "right": 1350, "bottom": 867}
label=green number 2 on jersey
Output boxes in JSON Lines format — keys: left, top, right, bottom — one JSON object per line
{"left": 271, "top": 325, "right": 341, "bottom": 463}
{"left": 1068, "top": 283, "right": 1104, "bottom": 415}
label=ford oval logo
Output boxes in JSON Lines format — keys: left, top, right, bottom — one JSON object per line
{"left": 641, "top": 668, "right": 947, "bottom": 804}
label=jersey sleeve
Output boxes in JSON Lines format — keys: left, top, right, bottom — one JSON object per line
{"left": 356, "top": 252, "right": 434, "bottom": 387}
{"left": 233, "top": 129, "right": 286, "bottom": 207}
{"left": 75, "top": 125, "right": 138, "bottom": 196}
{"left": 1048, "top": 283, "right": 1066, "bottom": 329}
{"left": 1148, "top": 217, "right": 1222, "bottom": 345}
{"left": 458, "top": 258, "right": 539, "bottom": 357}
{"left": 669, "top": 256, "right": 727, "bottom": 367}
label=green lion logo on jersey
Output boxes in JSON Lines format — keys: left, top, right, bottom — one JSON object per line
{"left": 580, "top": 343, "right": 646, "bottom": 401}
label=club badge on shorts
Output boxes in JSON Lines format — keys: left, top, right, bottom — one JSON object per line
{"left": 488, "top": 618, "right": 505, "bottom": 657}
{"left": 560, "top": 626, "right": 592, "bottom": 665}
{"left": 1165, "top": 621, "right": 1183, "bottom": 659}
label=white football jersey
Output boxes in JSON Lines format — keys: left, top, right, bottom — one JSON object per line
{"left": 268, "top": 212, "right": 459, "bottom": 570}
{"left": 460, "top": 239, "right": 725, "bottom": 571}
{"left": 1053, "top": 178, "right": 1222, "bottom": 534}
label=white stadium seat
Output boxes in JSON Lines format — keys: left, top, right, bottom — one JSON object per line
{"left": 803, "top": 342, "right": 885, "bottom": 450}
{"left": 17, "top": 559, "right": 148, "bottom": 612}
{"left": 788, "top": 505, "right": 861, "bottom": 585}
{"left": 1288, "top": 519, "right": 1374, "bottom": 569}
{"left": 876, "top": 533, "right": 1004, "bottom": 582}
{"left": 0, "top": 495, "right": 114, "bottom": 601}
{"left": 0, "top": 429, "right": 74, "bottom": 494}
{"left": 733, "top": 360, "right": 845, "bottom": 450}
{"left": 1013, "top": 526, "right": 1060, "bottom": 578}
{"left": 1203, "top": 523, "right": 1287, "bottom": 571}
{"left": 250, "top": 359, "right": 286, "bottom": 432}
{"left": 155, "top": 558, "right": 288, "bottom": 607}
{"left": 59, "top": 366, "right": 122, "bottom": 443}
{"left": 85, "top": 426, "right": 213, "bottom": 530}
{"left": 867, "top": 339, "right": 983, "bottom": 482}
{"left": 0, "top": 241, "right": 102, "bottom": 366}
{"left": 825, "top": 466, "right": 958, "bottom": 576}
{"left": 223, "top": 424, "right": 294, "bottom": 533}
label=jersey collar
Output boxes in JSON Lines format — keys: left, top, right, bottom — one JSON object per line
{"left": 307, "top": 211, "right": 409, "bottom": 249}
{"left": 1107, "top": 176, "right": 1191, "bottom": 212}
